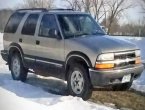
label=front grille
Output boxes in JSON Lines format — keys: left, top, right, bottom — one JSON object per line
{"left": 114, "top": 51, "right": 136, "bottom": 67}
{"left": 115, "top": 52, "right": 135, "bottom": 59}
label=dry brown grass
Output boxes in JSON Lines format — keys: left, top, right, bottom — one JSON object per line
{"left": 91, "top": 90, "right": 145, "bottom": 110}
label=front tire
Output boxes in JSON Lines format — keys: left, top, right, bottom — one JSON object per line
{"left": 10, "top": 53, "right": 28, "bottom": 82}
{"left": 67, "top": 63, "right": 92, "bottom": 100}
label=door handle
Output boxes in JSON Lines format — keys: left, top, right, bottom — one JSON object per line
{"left": 19, "top": 38, "right": 22, "bottom": 42}
{"left": 36, "top": 40, "right": 40, "bottom": 45}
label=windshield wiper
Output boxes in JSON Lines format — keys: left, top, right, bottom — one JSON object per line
{"left": 75, "top": 33, "right": 90, "bottom": 37}
{"left": 92, "top": 29, "right": 106, "bottom": 35}
{"left": 92, "top": 32, "right": 106, "bottom": 35}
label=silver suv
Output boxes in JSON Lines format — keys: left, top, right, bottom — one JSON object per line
{"left": 1, "top": 8, "right": 144, "bottom": 100}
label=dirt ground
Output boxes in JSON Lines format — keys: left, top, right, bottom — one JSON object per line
{"left": 90, "top": 89, "right": 145, "bottom": 110}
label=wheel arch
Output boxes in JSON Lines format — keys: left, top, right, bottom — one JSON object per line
{"left": 8, "top": 43, "right": 24, "bottom": 70}
{"left": 65, "top": 51, "right": 92, "bottom": 80}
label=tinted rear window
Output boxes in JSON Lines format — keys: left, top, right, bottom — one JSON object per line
{"left": 22, "top": 14, "right": 39, "bottom": 35}
{"left": 4, "top": 12, "right": 25, "bottom": 33}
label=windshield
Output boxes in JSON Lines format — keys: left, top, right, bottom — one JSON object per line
{"left": 57, "top": 14, "right": 106, "bottom": 39}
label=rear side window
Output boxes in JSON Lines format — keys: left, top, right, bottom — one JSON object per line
{"left": 22, "top": 14, "right": 39, "bottom": 35}
{"left": 4, "top": 13, "right": 25, "bottom": 33}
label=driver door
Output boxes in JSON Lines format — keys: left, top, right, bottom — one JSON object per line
{"left": 35, "top": 14, "right": 65, "bottom": 77}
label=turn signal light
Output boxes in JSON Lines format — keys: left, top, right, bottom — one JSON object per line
{"left": 95, "top": 63, "right": 114, "bottom": 69}
{"left": 135, "top": 57, "right": 141, "bottom": 64}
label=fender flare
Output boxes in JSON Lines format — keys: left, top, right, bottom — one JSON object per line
{"left": 8, "top": 43, "right": 24, "bottom": 68}
{"left": 65, "top": 51, "right": 92, "bottom": 68}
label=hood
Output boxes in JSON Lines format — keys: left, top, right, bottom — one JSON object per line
{"left": 68, "top": 35, "right": 138, "bottom": 53}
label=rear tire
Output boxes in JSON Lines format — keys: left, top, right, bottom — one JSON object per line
{"left": 67, "top": 63, "right": 92, "bottom": 100}
{"left": 112, "top": 82, "right": 132, "bottom": 91}
{"left": 10, "top": 53, "right": 28, "bottom": 82}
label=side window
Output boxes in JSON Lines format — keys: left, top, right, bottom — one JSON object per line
{"left": 4, "top": 13, "right": 25, "bottom": 33}
{"left": 22, "top": 14, "right": 39, "bottom": 35}
{"left": 39, "top": 14, "right": 59, "bottom": 38}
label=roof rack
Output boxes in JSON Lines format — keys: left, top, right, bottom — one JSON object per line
{"left": 49, "top": 8, "right": 74, "bottom": 11}
{"left": 16, "top": 8, "right": 47, "bottom": 12}
{"left": 16, "top": 8, "right": 74, "bottom": 13}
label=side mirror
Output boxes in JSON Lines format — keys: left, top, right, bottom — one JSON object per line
{"left": 49, "top": 29, "right": 61, "bottom": 40}
{"left": 101, "top": 26, "right": 107, "bottom": 33}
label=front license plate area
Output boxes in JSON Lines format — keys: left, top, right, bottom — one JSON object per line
{"left": 122, "top": 74, "right": 131, "bottom": 83}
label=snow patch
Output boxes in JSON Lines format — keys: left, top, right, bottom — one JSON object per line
{"left": 0, "top": 87, "right": 49, "bottom": 110}
{"left": 0, "top": 73, "right": 115, "bottom": 110}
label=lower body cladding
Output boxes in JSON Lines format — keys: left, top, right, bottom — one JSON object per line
{"left": 89, "top": 64, "right": 144, "bottom": 87}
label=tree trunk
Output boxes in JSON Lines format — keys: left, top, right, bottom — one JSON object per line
{"left": 107, "top": 19, "right": 113, "bottom": 35}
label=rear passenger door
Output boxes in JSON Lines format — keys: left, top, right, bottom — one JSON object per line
{"left": 19, "top": 14, "right": 39, "bottom": 68}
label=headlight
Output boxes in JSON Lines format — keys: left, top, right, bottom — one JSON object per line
{"left": 135, "top": 50, "right": 141, "bottom": 57}
{"left": 97, "top": 53, "right": 114, "bottom": 61}
{"left": 96, "top": 53, "right": 114, "bottom": 69}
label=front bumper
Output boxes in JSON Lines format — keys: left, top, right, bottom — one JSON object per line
{"left": 89, "top": 64, "right": 144, "bottom": 87}
{"left": 1, "top": 50, "right": 8, "bottom": 62}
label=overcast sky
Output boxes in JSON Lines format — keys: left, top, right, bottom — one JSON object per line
{"left": 0, "top": 0, "right": 144, "bottom": 23}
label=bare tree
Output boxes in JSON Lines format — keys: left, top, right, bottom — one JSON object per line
{"left": 63, "top": 0, "right": 82, "bottom": 11}
{"left": 22, "top": 0, "right": 54, "bottom": 9}
{"left": 91, "top": 0, "right": 107, "bottom": 22}
{"left": 119, "top": 20, "right": 145, "bottom": 36}
{"left": 141, "top": 0, "right": 145, "bottom": 13}
{"left": 106, "top": 0, "right": 132, "bottom": 34}
{"left": 63, "top": 0, "right": 92, "bottom": 12}
{"left": 102, "top": 3, "right": 108, "bottom": 27}
{"left": 82, "top": 0, "right": 92, "bottom": 13}
{"left": 63, "top": 0, "right": 107, "bottom": 21}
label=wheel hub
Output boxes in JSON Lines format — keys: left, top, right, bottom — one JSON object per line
{"left": 12, "top": 56, "right": 20, "bottom": 77}
{"left": 71, "top": 70, "right": 84, "bottom": 94}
